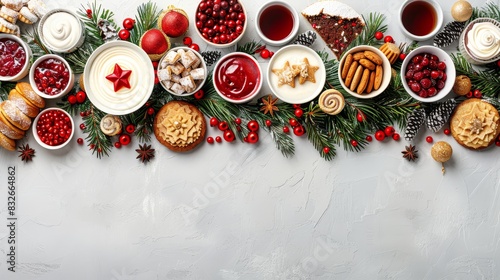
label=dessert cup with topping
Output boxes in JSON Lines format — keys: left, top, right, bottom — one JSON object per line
{"left": 459, "top": 18, "right": 500, "bottom": 65}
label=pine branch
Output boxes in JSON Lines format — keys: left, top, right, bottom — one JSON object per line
{"left": 452, "top": 53, "right": 500, "bottom": 98}
{"left": 476, "top": 2, "right": 500, "bottom": 21}
{"left": 129, "top": 1, "right": 161, "bottom": 45}
{"left": 82, "top": 104, "right": 112, "bottom": 158}
{"left": 0, "top": 82, "right": 15, "bottom": 101}
{"left": 236, "top": 41, "right": 264, "bottom": 55}
{"left": 350, "top": 12, "right": 387, "bottom": 48}
{"left": 77, "top": 1, "right": 117, "bottom": 46}
{"left": 22, "top": 29, "right": 50, "bottom": 61}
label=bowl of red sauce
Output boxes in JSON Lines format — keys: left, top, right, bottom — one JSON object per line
{"left": 213, "top": 52, "right": 262, "bottom": 103}
{"left": 255, "top": 0, "right": 299, "bottom": 46}
{"left": 29, "top": 54, "right": 74, "bottom": 99}
{"left": 0, "top": 34, "right": 32, "bottom": 82}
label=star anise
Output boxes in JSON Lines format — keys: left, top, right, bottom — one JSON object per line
{"left": 135, "top": 143, "right": 155, "bottom": 163}
{"left": 260, "top": 94, "right": 279, "bottom": 116}
{"left": 402, "top": 144, "right": 418, "bottom": 162}
{"left": 18, "top": 144, "right": 35, "bottom": 162}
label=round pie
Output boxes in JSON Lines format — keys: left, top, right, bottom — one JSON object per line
{"left": 450, "top": 98, "right": 500, "bottom": 149}
{"left": 153, "top": 100, "right": 206, "bottom": 152}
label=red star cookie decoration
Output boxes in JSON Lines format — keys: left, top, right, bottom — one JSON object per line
{"left": 106, "top": 64, "right": 132, "bottom": 92}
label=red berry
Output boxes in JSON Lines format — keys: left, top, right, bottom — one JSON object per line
{"left": 207, "top": 136, "right": 214, "bottom": 144}
{"left": 426, "top": 136, "right": 433, "bottom": 143}
{"left": 215, "top": 136, "right": 222, "bottom": 143}
{"left": 497, "top": 60, "right": 500, "bottom": 68}
{"left": 119, "top": 134, "right": 131, "bottom": 145}
{"left": 323, "top": 147, "right": 330, "bottom": 154}
{"left": 289, "top": 118, "right": 299, "bottom": 127}
{"left": 183, "top": 37, "right": 193, "bottom": 46}
{"left": 293, "top": 125, "right": 305, "bottom": 136}
{"left": 356, "top": 111, "right": 366, "bottom": 122}
{"left": 194, "top": 89, "right": 205, "bottom": 99}
{"left": 384, "top": 126, "right": 395, "bottom": 137}
{"left": 209, "top": 117, "right": 219, "bottom": 127}
{"left": 374, "top": 31, "right": 384, "bottom": 40}
{"left": 235, "top": 118, "right": 242, "bottom": 125}
{"left": 350, "top": 139, "right": 358, "bottom": 147}
{"left": 190, "top": 43, "right": 200, "bottom": 52}
{"left": 118, "top": 29, "right": 130, "bottom": 40}
{"left": 496, "top": 140, "right": 500, "bottom": 147}
{"left": 384, "top": 35, "right": 394, "bottom": 43}
{"left": 76, "top": 90, "right": 86, "bottom": 103}
{"left": 68, "top": 95, "right": 77, "bottom": 104}
{"left": 79, "top": 123, "right": 85, "bottom": 130}
{"left": 399, "top": 53, "right": 406, "bottom": 61}
{"left": 246, "top": 131, "right": 259, "bottom": 143}
{"left": 223, "top": 130, "right": 235, "bottom": 142}
{"left": 265, "top": 119, "right": 271, "bottom": 127}
{"left": 293, "top": 104, "right": 301, "bottom": 109}
{"left": 466, "top": 91, "right": 473, "bottom": 98}
{"left": 375, "top": 130, "right": 386, "bottom": 141}
{"left": 473, "top": 89, "right": 482, "bottom": 98}
{"left": 366, "top": 135, "right": 373, "bottom": 142}
{"left": 147, "top": 107, "right": 155, "bottom": 115}
{"left": 218, "top": 121, "right": 229, "bottom": 131}
{"left": 86, "top": 9, "right": 92, "bottom": 15}
{"left": 444, "top": 128, "right": 451, "bottom": 135}
{"left": 283, "top": 126, "right": 290, "bottom": 133}
{"left": 294, "top": 108, "right": 304, "bottom": 118}
{"left": 114, "top": 141, "right": 122, "bottom": 148}
{"left": 392, "top": 133, "right": 400, "bottom": 141}
{"left": 260, "top": 49, "right": 270, "bottom": 59}
{"left": 247, "top": 120, "right": 259, "bottom": 132}
{"left": 126, "top": 124, "right": 135, "bottom": 134}
{"left": 77, "top": 138, "right": 83, "bottom": 145}
{"left": 122, "top": 18, "right": 135, "bottom": 30}
{"left": 268, "top": 51, "right": 274, "bottom": 58}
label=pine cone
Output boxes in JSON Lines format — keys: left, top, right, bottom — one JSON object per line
{"left": 201, "top": 51, "right": 221, "bottom": 66}
{"left": 426, "top": 99, "right": 457, "bottom": 132}
{"left": 294, "top": 31, "right": 317, "bottom": 47}
{"left": 404, "top": 108, "right": 426, "bottom": 141}
{"left": 433, "top": 21, "right": 466, "bottom": 48}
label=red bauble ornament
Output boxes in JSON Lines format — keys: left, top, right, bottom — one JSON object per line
{"left": 293, "top": 125, "right": 305, "bottom": 136}
{"left": 366, "top": 135, "right": 373, "bottom": 142}
{"left": 147, "top": 107, "right": 155, "bottom": 115}
{"left": 350, "top": 139, "right": 358, "bottom": 147}
{"left": 194, "top": 89, "right": 204, "bottom": 99}
{"left": 207, "top": 136, "right": 214, "bottom": 144}
{"left": 392, "top": 133, "right": 400, "bottom": 141}
{"left": 76, "top": 90, "right": 86, "bottom": 103}
{"left": 159, "top": 7, "right": 189, "bottom": 38}
{"left": 265, "top": 119, "right": 271, "bottom": 127}
{"left": 223, "top": 130, "right": 235, "bottom": 142}
{"left": 126, "top": 124, "right": 136, "bottom": 134}
{"left": 215, "top": 136, "right": 222, "bottom": 143}
{"left": 356, "top": 111, "right": 366, "bottom": 122}
{"left": 375, "top": 130, "right": 386, "bottom": 141}
{"left": 247, "top": 131, "right": 259, "bottom": 144}
{"left": 294, "top": 108, "right": 304, "bottom": 118}
{"left": 68, "top": 95, "right": 77, "bottom": 104}
{"left": 426, "top": 136, "right": 433, "bottom": 143}
{"left": 119, "top": 134, "right": 131, "bottom": 146}
{"left": 283, "top": 126, "right": 290, "bottom": 133}
{"left": 247, "top": 120, "right": 259, "bottom": 132}
{"left": 140, "top": 29, "right": 170, "bottom": 61}
{"left": 79, "top": 123, "right": 85, "bottom": 130}
{"left": 218, "top": 121, "right": 229, "bottom": 131}
{"left": 77, "top": 138, "right": 83, "bottom": 145}
{"left": 123, "top": 18, "right": 135, "bottom": 30}
{"left": 118, "top": 29, "right": 130, "bottom": 40}
{"left": 183, "top": 36, "right": 193, "bottom": 46}
{"left": 114, "top": 142, "right": 122, "bottom": 148}
{"left": 374, "top": 31, "right": 384, "bottom": 40}
{"left": 323, "top": 147, "right": 330, "bottom": 154}
{"left": 444, "top": 128, "right": 451, "bottom": 135}
{"left": 473, "top": 89, "right": 482, "bottom": 98}
{"left": 209, "top": 117, "right": 219, "bottom": 127}
{"left": 189, "top": 43, "right": 200, "bottom": 52}
{"left": 384, "top": 126, "right": 395, "bottom": 137}
{"left": 260, "top": 49, "right": 270, "bottom": 59}
{"left": 235, "top": 118, "right": 242, "bottom": 125}
{"left": 289, "top": 118, "right": 299, "bottom": 127}
{"left": 384, "top": 35, "right": 394, "bottom": 43}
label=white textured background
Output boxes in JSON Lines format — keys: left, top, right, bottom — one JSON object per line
{"left": 1, "top": 0, "right": 500, "bottom": 279}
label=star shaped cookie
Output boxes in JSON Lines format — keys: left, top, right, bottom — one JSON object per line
{"left": 295, "top": 57, "right": 319, "bottom": 84}
{"left": 272, "top": 61, "right": 300, "bottom": 88}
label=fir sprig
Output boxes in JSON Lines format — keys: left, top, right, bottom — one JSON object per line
{"left": 23, "top": 29, "right": 50, "bottom": 61}
{"left": 129, "top": 1, "right": 161, "bottom": 45}
{"left": 82, "top": 105, "right": 112, "bottom": 158}
{"left": 452, "top": 53, "right": 500, "bottom": 98}
{"left": 236, "top": 41, "right": 264, "bottom": 55}
{"left": 77, "top": 1, "right": 117, "bottom": 46}
{"left": 350, "top": 12, "right": 387, "bottom": 48}
{"left": 0, "top": 82, "right": 15, "bottom": 101}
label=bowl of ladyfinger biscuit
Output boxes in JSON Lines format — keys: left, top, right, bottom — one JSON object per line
{"left": 338, "top": 45, "right": 391, "bottom": 99}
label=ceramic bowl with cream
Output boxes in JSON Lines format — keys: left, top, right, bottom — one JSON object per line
{"left": 459, "top": 18, "right": 500, "bottom": 65}
{"left": 38, "top": 9, "right": 85, "bottom": 53}
{"left": 213, "top": 52, "right": 262, "bottom": 104}
{"left": 29, "top": 54, "right": 74, "bottom": 99}
{"left": 398, "top": 0, "right": 443, "bottom": 41}
{"left": 255, "top": 0, "right": 299, "bottom": 46}
{"left": 0, "top": 34, "right": 32, "bottom": 82}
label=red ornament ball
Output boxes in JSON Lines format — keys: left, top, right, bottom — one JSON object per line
{"left": 384, "top": 126, "right": 395, "bottom": 137}
{"left": 114, "top": 141, "right": 122, "bottom": 148}
{"left": 147, "top": 107, "right": 155, "bottom": 115}
{"left": 206, "top": 136, "right": 214, "bottom": 144}
{"left": 235, "top": 118, "right": 242, "bottom": 125}
{"left": 350, "top": 139, "right": 358, "bottom": 147}
{"left": 473, "top": 89, "right": 482, "bottom": 98}
{"left": 260, "top": 49, "right": 270, "bottom": 59}
{"left": 356, "top": 111, "right": 366, "bottom": 122}
{"left": 366, "top": 135, "right": 373, "bottom": 142}
{"left": 79, "top": 123, "right": 85, "bottom": 130}
{"left": 218, "top": 121, "right": 229, "bottom": 131}
{"left": 384, "top": 35, "right": 394, "bottom": 43}
{"left": 247, "top": 120, "right": 259, "bottom": 132}
{"left": 247, "top": 131, "right": 259, "bottom": 144}
{"left": 323, "top": 147, "right": 330, "bottom": 154}
{"left": 294, "top": 108, "right": 304, "bottom": 118}
{"left": 399, "top": 53, "right": 406, "bottom": 61}
{"left": 119, "top": 134, "right": 131, "bottom": 146}
{"left": 426, "top": 136, "right": 433, "bottom": 143}
{"left": 392, "top": 133, "right": 400, "bottom": 141}
{"left": 183, "top": 36, "right": 193, "bottom": 46}
{"left": 122, "top": 18, "right": 135, "bottom": 30}
{"left": 444, "top": 128, "right": 451, "bottom": 135}
{"left": 265, "top": 120, "right": 271, "bottom": 127}
{"left": 289, "top": 118, "right": 299, "bottom": 127}
{"left": 215, "top": 136, "right": 222, "bottom": 143}
{"left": 283, "top": 126, "right": 290, "bottom": 133}
{"left": 190, "top": 43, "right": 200, "bottom": 52}
{"left": 77, "top": 138, "right": 83, "bottom": 145}
{"left": 118, "top": 29, "right": 130, "bottom": 40}
{"left": 209, "top": 117, "right": 219, "bottom": 127}
{"left": 126, "top": 124, "right": 136, "bottom": 134}
{"left": 68, "top": 95, "right": 77, "bottom": 105}
{"left": 374, "top": 31, "right": 384, "bottom": 40}
{"left": 76, "top": 90, "right": 86, "bottom": 103}
{"left": 194, "top": 89, "right": 205, "bottom": 99}
{"left": 375, "top": 130, "right": 386, "bottom": 141}
{"left": 159, "top": 8, "right": 189, "bottom": 38}
{"left": 293, "top": 125, "right": 305, "bottom": 136}
{"left": 223, "top": 130, "right": 235, "bottom": 142}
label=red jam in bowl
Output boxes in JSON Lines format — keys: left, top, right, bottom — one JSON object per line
{"left": 214, "top": 54, "right": 260, "bottom": 101}
{"left": 0, "top": 38, "right": 26, "bottom": 77}
{"left": 34, "top": 57, "right": 70, "bottom": 96}
{"left": 36, "top": 109, "right": 73, "bottom": 146}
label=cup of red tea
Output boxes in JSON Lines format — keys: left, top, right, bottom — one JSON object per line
{"left": 398, "top": 0, "right": 443, "bottom": 41}
{"left": 255, "top": 0, "right": 299, "bottom": 46}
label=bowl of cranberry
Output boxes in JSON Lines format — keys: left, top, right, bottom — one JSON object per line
{"left": 32, "top": 107, "right": 74, "bottom": 150}
{"left": 194, "top": 0, "right": 247, "bottom": 48}
{"left": 29, "top": 54, "right": 75, "bottom": 99}
{"left": 400, "top": 45, "right": 455, "bottom": 103}
{"left": 0, "top": 34, "right": 32, "bottom": 82}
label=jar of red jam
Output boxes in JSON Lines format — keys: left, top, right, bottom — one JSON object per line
{"left": 0, "top": 34, "right": 32, "bottom": 81}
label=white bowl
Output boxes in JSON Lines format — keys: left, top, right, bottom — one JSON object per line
{"left": 29, "top": 54, "right": 75, "bottom": 99}
{"left": 213, "top": 52, "right": 262, "bottom": 104}
{"left": 0, "top": 34, "right": 32, "bottom": 82}
{"left": 459, "top": 18, "right": 500, "bottom": 65}
{"left": 338, "top": 45, "right": 391, "bottom": 99}
{"left": 158, "top": 47, "right": 207, "bottom": 96}
{"left": 268, "top": 44, "right": 326, "bottom": 104}
{"left": 398, "top": 0, "right": 443, "bottom": 41}
{"left": 32, "top": 107, "right": 74, "bottom": 150}
{"left": 38, "top": 9, "right": 85, "bottom": 53}
{"left": 255, "top": 0, "right": 299, "bottom": 46}
{"left": 400, "top": 45, "right": 456, "bottom": 103}
{"left": 194, "top": 0, "right": 247, "bottom": 48}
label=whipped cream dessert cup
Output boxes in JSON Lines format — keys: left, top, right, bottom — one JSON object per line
{"left": 38, "top": 9, "right": 85, "bottom": 53}
{"left": 459, "top": 18, "right": 500, "bottom": 65}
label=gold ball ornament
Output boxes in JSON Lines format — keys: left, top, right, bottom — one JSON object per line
{"left": 452, "top": 75, "right": 472, "bottom": 96}
{"left": 451, "top": 0, "right": 473, "bottom": 22}
{"left": 431, "top": 141, "right": 453, "bottom": 174}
